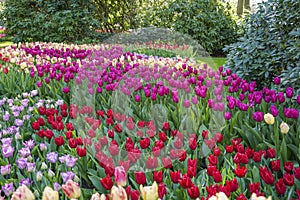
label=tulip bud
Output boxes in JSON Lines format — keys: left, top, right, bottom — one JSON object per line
{"left": 36, "top": 171, "right": 43, "bottom": 181}
{"left": 280, "top": 122, "right": 289, "bottom": 134}
{"left": 114, "top": 166, "right": 127, "bottom": 187}
{"left": 264, "top": 113, "right": 274, "bottom": 125}
{"left": 62, "top": 180, "right": 81, "bottom": 199}
{"left": 110, "top": 185, "right": 127, "bottom": 200}
{"left": 47, "top": 169, "right": 55, "bottom": 178}
{"left": 40, "top": 162, "right": 48, "bottom": 170}
{"left": 42, "top": 186, "right": 59, "bottom": 200}
{"left": 140, "top": 181, "right": 158, "bottom": 200}
{"left": 11, "top": 184, "right": 35, "bottom": 200}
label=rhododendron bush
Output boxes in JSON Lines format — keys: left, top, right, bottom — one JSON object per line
{"left": 0, "top": 42, "right": 299, "bottom": 199}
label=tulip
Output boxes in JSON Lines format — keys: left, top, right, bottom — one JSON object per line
{"left": 110, "top": 185, "right": 127, "bottom": 200}
{"left": 208, "top": 192, "right": 228, "bottom": 200}
{"left": 42, "top": 187, "right": 59, "bottom": 200}
{"left": 140, "top": 181, "right": 158, "bottom": 200}
{"left": 90, "top": 193, "right": 106, "bottom": 200}
{"left": 11, "top": 184, "right": 35, "bottom": 200}
{"left": 62, "top": 180, "right": 81, "bottom": 199}
{"left": 250, "top": 193, "right": 272, "bottom": 200}
{"left": 280, "top": 122, "right": 289, "bottom": 134}
{"left": 114, "top": 166, "right": 127, "bottom": 187}
{"left": 264, "top": 113, "right": 274, "bottom": 125}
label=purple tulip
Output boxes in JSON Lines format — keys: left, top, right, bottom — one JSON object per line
{"left": 62, "top": 87, "right": 70, "bottom": 94}
{"left": 273, "top": 77, "right": 280, "bottom": 85}
{"left": 54, "top": 182, "right": 61, "bottom": 191}
{"left": 23, "top": 139, "right": 35, "bottom": 149}
{"left": 46, "top": 152, "right": 58, "bottom": 163}
{"left": 286, "top": 87, "right": 293, "bottom": 98}
{"left": 284, "top": 108, "right": 299, "bottom": 119}
{"left": 19, "top": 178, "right": 31, "bottom": 187}
{"left": 184, "top": 100, "right": 190, "bottom": 108}
{"left": 191, "top": 96, "right": 198, "bottom": 104}
{"left": 26, "top": 162, "right": 36, "bottom": 172}
{"left": 18, "top": 147, "right": 31, "bottom": 157}
{"left": 252, "top": 111, "right": 264, "bottom": 122}
{"left": 297, "top": 95, "right": 300, "bottom": 105}
{"left": 39, "top": 143, "right": 47, "bottom": 151}
{"left": 1, "top": 138, "right": 12, "bottom": 147}
{"left": 2, "top": 146, "right": 14, "bottom": 158}
{"left": 65, "top": 157, "right": 78, "bottom": 168}
{"left": 17, "top": 158, "right": 28, "bottom": 169}
{"left": 224, "top": 112, "right": 232, "bottom": 120}
{"left": 61, "top": 171, "right": 75, "bottom": 183}
{"left": 2, "top": 182, "right": 14, "bottom": 196}
{"left": 36, "top": 81, "right": 42, "bottom": 88}
{"left": 277, "top": 92, "right": 285, "bottom": 103}
{"left": 2, "top": 113, "right": 10, "bottom": 121}
{"left": 0, "top": 164, "right": 11, "bottom": 175}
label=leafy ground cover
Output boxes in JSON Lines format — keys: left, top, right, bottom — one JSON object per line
{"left": 0, "top": 42, "right": 299, "bottom": 200}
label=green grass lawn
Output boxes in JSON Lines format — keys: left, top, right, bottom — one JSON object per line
{"left": 198, "top": 57, "right": 227, "bottom": 71}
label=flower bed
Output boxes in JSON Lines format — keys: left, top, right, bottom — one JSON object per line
{"left": 0, "top": 42, "right": 299, "bottom": 199}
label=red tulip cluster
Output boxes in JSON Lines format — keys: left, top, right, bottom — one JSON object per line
{"left": 31, "top": 104, "right": 86, "bottom": 157}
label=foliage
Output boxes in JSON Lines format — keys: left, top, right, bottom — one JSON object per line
{"left": 224, "top": 0, "right": 300, "bottom": 92}
{"left": 0, "top": 0, "right": 99, "bottom": 43}
{"left": 92, "top": 0, "right": 140, "bottom": 32}
{"left": 135, "top": 0, "right": 239, "bottom": 56}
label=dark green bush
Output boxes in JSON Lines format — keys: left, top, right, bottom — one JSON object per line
{"left": 135, "top": 0, "right": 239, "bottom": 56}
{"left": 224, "top": 0, "right": 300, "bottom": 91}
{"left": 0, "top": 0, "right": 99, "bottom": 43}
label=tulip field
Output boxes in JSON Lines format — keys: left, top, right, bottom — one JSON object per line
{"left": 0, "top": 41, "right": 299, "bottom": 200}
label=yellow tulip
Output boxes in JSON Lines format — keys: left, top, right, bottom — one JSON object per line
{"left": 140, "top": 181, "right": 158, "bottom": 200}
{"left": 90, "top": 193, "right": 106, "bottom": 200}
{"left": 42, "top": 187, "right": 59, "bottom": 200}
{"left": 11, "top": 184, "right": 35, "bottom": 200}
{"left": 264, "top": 113, "right": 274, "bottom": 125}
{"left": 208, "top": 192, "right": 228, "bottom": 200}
{"left": 280, "top": 122, "right": 289, "bottom": 134}
{"left": 250, "top": 193, "right": 272, "bottom": 200}
{"left": 110, "top": 185, "right": 127, "bottom": 200}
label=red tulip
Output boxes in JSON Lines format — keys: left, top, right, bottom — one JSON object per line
{"left": 187, "top": 185, "right": 200, "bottom": 199}
{"left": 284, "top": 162, "right": 294, "bottom": 172}
{"left": 140, "top": 138, "right": 150, "bottom": 149}
{"left": 294, "top": 167, "right": 300, "bottom": 179}
{"left": 153, "top": 171, "right": 163, "bottom": 183}
{"left": 225, "top": 145, "right": 234, "bottom": 153}
{"left": 170, "top": 170, "right": 181, "bottom": 184}
{"left": 234, "top": 164, "right": 248, "bottom": 178}
{"left": 212, "top": 170, "right": 222, "bottom": 183}
{"left": 275, "top": 178, "right": 286, "bottom": 195}
{"left": 134, "top": 171, "right": 146, "bottom": 185}
{"left": 283, "top": 172, "right": 294, "bottom": 186}
{"left": 100, "top": 175, "right": 113, "bottom": 190}
{"left": 179, "top": 174, "right": 193, "bottom": 189}
{"left": 259, "top": 166, "right": 274, "bottom": 185}
{"left": 162, "top": 122, "right": 169, "bottom": 130}
{"left": 54, "top": 136, "right": 64, "bottom": 146}
{"left": 208, "top": 154, "right": 218, "bottom": 165}
{"left": 76, "top": 147, "right": 86, "bottom": 157}
{"left": 248, "top": 182, "right": 260, "bottom": 194}
{"left": 162, "top": 157, "right": 173, "bottom": 169}
{"left": 158, "top": 183, "right": 166, "bottom": 199}
{"left": 270, "top": 160, "right": 281, "bottom": 171}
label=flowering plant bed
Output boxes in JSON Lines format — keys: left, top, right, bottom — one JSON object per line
{"left": 0, "top": 42, "right": 299, "bottom": 199}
